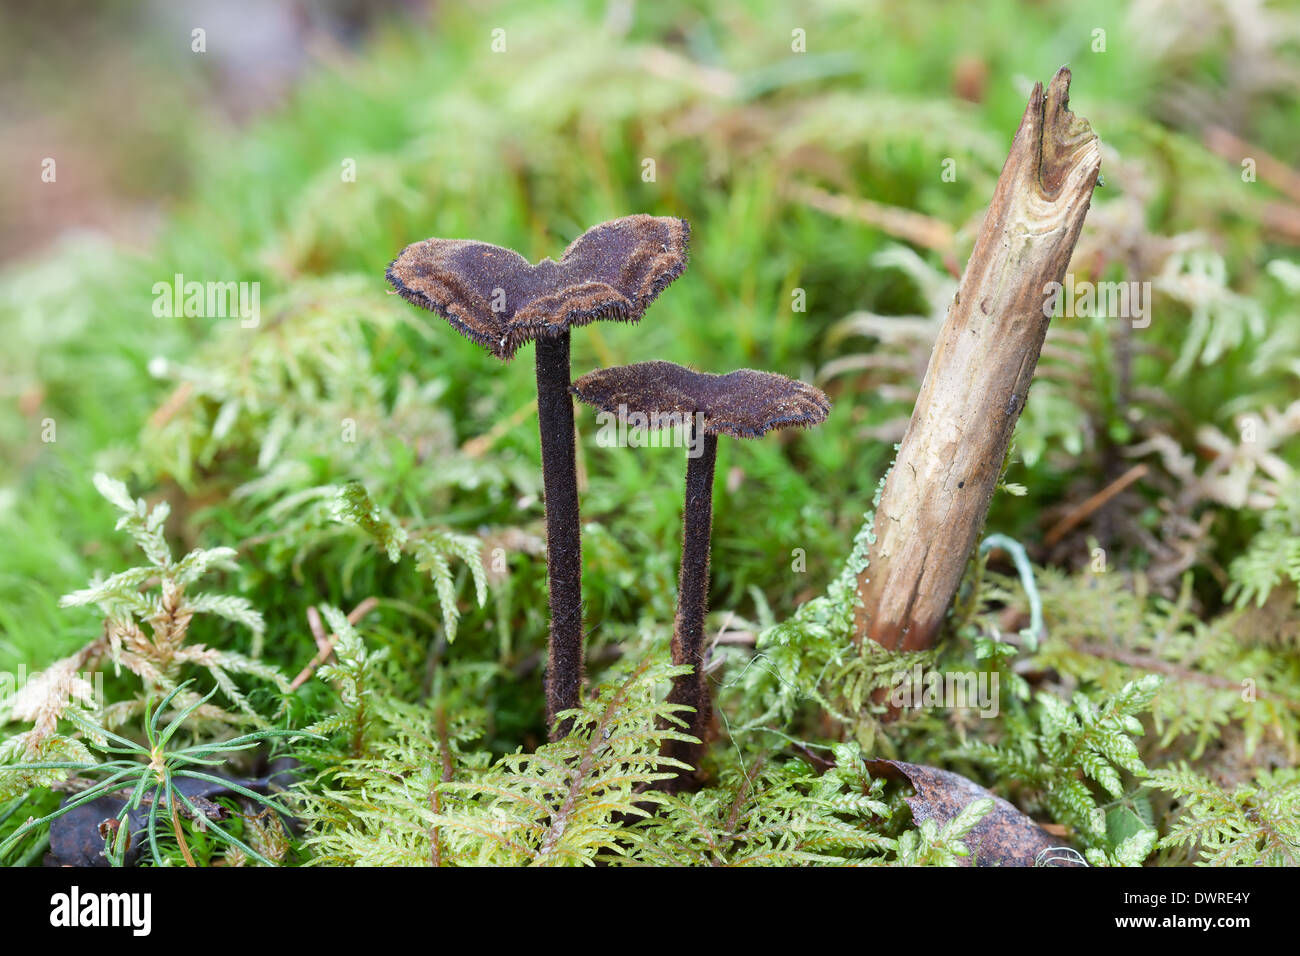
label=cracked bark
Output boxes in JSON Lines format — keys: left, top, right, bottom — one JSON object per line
{"left": 854, "top": 68, "right": 1102, "bottom": 652}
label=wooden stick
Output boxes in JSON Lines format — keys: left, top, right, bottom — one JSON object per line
{"left": 1071, "top": 641, "right": 1299, "bottom": 711}
{"left": 855, "top": 68, "right": 1102, "bottom": 652}
{"left": 1203, "top": 126, "right": 1300, "bottom": 205}
{"left": 1043, "top": 463, "right": 1148, "bottom": 547}
{"left": 305, "top": 605, "right": 331, "bottom": 654}
{"left": 787, "top": 182, "right": 957, "bottom": 255}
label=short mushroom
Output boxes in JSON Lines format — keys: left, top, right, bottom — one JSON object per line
{"left": 386, "top": 216, "right": 690, "bottom": 736}
{"left": 571, "top": 361, "right": 830, "bottom": 777}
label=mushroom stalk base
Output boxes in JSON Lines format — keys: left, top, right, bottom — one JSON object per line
{"left": 664, "top": 429, "right": 718, "bottom": 777}
{"left": 535, "top": 332, "right": 584, "bottom": 737}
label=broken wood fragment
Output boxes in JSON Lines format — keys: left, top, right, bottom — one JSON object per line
{"left": 855, "top": 68, "right": 1102, "bottom": 652}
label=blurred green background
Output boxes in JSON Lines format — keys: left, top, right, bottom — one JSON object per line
{"left": 2, "top": 0, "right": 1298, "bottom": 745}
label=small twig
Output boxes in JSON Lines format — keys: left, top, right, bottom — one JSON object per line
{"left": 1261, "top": 201, "right": 1300, "bottom": 245}
{"left": 171, "top": 798, "right": 196, "bottom": 868}
{"left": 146, "top": 381, "right": 194, "bottom": 431}
{"left": 715, "top": 630, "right": 757, "bottom": 646}
{"left": 709, "top": 611, "right": 757, "bottom": 651}
{"left": 1043, "top": 463, "right": 1148, "bottom": 547}
{"left": 306, "top": 606, "right": 330, "bottom": 654}
{"left": 429, "top": 706, "right": 455, "bottom": 868}
{"left": 1071, "top": 641, "right": 1298, "bottom": 712}
{"left": 638, "top": 46, "right": 739, "bottom": 98}
{"left": 787, "top": 181, "right": 956, "bottom": 255}
{"left": 1204, "top": 126, "right": 1300, "bottom": 205}
{"left": 723, "top": 754, "right": 766, "bottom": 838}
{"left": 289, "top": 598, "right": 379, "bottom": 691}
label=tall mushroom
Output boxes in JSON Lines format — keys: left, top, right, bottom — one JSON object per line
{"left": 571, "top": 361, "right": 830, "bottom": 777}
{"left": 386, "top": 216, "right": 690, "bottom": 735}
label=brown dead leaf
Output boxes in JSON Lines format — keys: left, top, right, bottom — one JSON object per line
{"left": 865, "top": 759, "right": 1084, "bottom": 867}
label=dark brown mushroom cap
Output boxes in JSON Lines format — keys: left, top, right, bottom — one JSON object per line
{"left": 385, "top": 215, "right": 689, "bottom": 360}
{"left": 570, "top": 361, "right": 830, "bottom": 439}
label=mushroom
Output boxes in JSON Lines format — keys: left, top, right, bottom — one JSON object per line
{"left": 386, "top": 216, "right": 690, "bottom": 735}
{"left": 571, "top": 361, "right": 830, "bottom": 777}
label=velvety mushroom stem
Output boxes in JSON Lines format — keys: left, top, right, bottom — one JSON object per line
{"left": 535, "top": 332, "right": 584, "bottom": 737}
{"left": 664, "top": 421, "right": 718, "bottom": 774}
{"left": 568, "top": 360, "right": 829, "bottom": 777}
